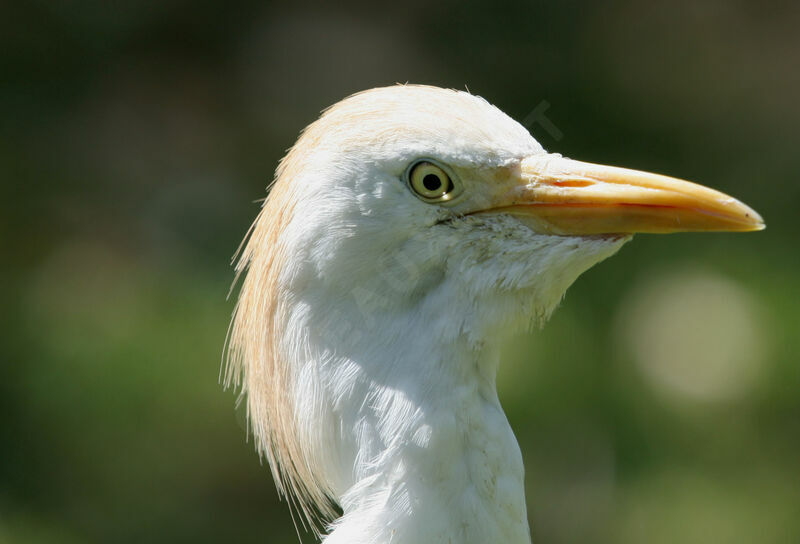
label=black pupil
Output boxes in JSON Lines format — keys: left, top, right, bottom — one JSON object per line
{"left": 422, "top": 173, "right": 442, "bottom": 192}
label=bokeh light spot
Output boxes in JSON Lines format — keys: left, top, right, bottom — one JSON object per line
{"left": 615, "top": 267, "right": 767, "bottom": 404}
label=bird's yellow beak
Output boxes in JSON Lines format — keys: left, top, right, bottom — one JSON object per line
{"left": 480, "top": 154, "right": 764, "bottom": 235}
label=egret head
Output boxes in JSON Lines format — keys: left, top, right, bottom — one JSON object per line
{"left": 225, "top": 85, "right": 763, "bottom": 539}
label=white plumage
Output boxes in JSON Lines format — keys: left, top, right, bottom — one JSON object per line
{"left": 225, "top": 85, "right": 762, "bottom": 543}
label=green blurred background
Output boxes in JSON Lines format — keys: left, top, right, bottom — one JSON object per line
{"left": 2, "top": 1, "right": 799, "bottom": 543}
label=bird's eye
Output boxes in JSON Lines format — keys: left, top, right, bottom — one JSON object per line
{"left": 407, "top": 160, "right": 457, "bottom": 203}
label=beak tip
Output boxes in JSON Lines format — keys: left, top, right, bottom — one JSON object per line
{"left": 740, "top": 204, "right": 765, "bottom": 232}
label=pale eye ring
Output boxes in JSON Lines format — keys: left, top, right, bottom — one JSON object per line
{"left": 406, "top": 160, "right": 458, "bottom": 203}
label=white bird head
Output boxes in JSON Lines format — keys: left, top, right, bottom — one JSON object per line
{"left": 225, "top": 85, "right": 762, "bottom": 543}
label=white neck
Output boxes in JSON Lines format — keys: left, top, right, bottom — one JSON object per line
{"left": 289, "top": 289, "right": 533, "bottom": 544}
{"left": 324, "top": 343, "right": 531, "bottom": 544}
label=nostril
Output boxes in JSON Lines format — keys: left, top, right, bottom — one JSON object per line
{"left": 550, "top": 179, "right": 594, "bottom": 188}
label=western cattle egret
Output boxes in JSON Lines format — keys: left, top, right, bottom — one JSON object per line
{"left": 225, "top": 85, "right": 763, "bottom": 543}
